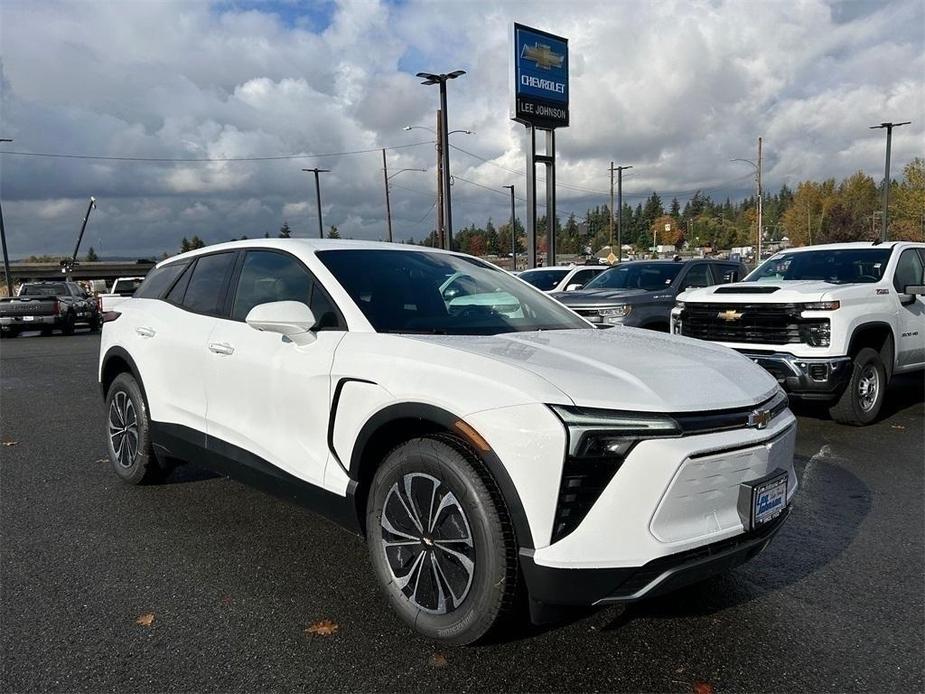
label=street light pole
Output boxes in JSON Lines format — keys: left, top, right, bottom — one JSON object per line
{"left": 416, "top": 70, "right": 466, "bottom": 250}
{"left": 870, "top": 121, "right": 911, "bottom": 242}
{"left": 616, "top": 164, "right": 631, "bottom": 261}
{"left": 301, "top": 168, "right": 330, "bottom": 238}
{"left": 503, "top": 185, "right": 515, "bottom": 271}
{"left": 382, "top": 152, "right": 426, "bottom": 243}
{"left": 0, "top": 138, "right": 13, "bottom": 297}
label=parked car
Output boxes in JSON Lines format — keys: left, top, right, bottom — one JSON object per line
{"left": 554, "top": 259, "right": 748, "bottom": 330}
{"left": 0, "top": 281, "right": 101, "bottom": 337}
{"left": 672, "top": 241, "right": 925, "bottom": 425}
{"left": 517, "top": 264, "right": 608, "bottom": 292}
{"left": 99, "top": 239, "right": 796, "bottom": 643}
{"left": 99, "top": 276, "right": 146, "bottom": 312}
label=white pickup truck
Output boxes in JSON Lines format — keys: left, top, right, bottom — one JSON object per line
{"left": 99, "top": 276, "right": 145, "bottom": 312}
{"left": 672, "top": 241, "right": 925, "bottom": 425}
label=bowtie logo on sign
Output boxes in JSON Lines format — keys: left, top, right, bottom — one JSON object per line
{"left": 521, "top": 42, "right": 564, "bottom": 70}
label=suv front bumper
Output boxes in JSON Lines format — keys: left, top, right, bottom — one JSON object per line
{"left": 740, "top": 351, "right": 851, "bottom": 400}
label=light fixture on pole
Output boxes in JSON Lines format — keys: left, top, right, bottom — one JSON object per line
{"left": 0, "top": 138, "right": 13, "bottom": 297}
{"left": 503, "top": 185, "right": 516, "bottom": 270}
{"left": 301, "top": 168, "right": 330, "bottom": 238}
{"left": 869, "top": 121, "right": 910, "bottom": 242}
{"left": 381, "top": 148, "right": 425, "bottom": 243}
{"left": 731, "top": 140, "right": 763, "bottom": 259}
{"left": 415, "top": 70, "right": 466, "bottom": 250}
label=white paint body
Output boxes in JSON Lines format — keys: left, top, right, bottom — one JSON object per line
{"left": 100, "top": 239, "right": 796, "bottom": 575}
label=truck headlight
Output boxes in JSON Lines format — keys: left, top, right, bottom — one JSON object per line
{"left": 802, "top": 301, "right": 840, "bottom": 310}
{"left": 550, "top": 405, "right": 681, "bottom": 459}
{"left": 598, "top": 305, "right": 631, "bottom": 323}
{"left": 674, "top": 301, "right": 685, "bottom": 310}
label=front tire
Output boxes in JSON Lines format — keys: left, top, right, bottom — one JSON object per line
{"left": 105, "top": 373, "right": 163, "bottom": 484}
{"left": 366, "top": 436, "right": 518, "bottom": 645}
{"left": 62, "top": 312, "right": 76, "bottom": 335}
{"left": 829, "top": 347, "right": 887, "bottom": 425}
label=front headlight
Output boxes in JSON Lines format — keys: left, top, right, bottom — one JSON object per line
{"left": 550, "top": 405, "right": 681, "bottom": 458}
{"left": 802, "top": 301, "right": 840, "bottom": 311}
{"left": 598, "top": 305, "right": 631, "bottom": 323}
{"left": 674, "top": 301, "right": 685, "bottom": 310}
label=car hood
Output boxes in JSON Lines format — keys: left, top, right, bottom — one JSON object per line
{"left": 407, "top": 329, "right": 778, "bottom": 412}
{"left": 552, "top": 288, "right": 653, "bottom": 305}
{"left": 680, "top": 280, "right": 849, "bottom": 303}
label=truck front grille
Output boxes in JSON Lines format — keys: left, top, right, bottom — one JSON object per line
{"left": 679, "top": 303, "right": 829, "bottom": 346}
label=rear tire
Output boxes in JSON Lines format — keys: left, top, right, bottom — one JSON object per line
{"left": 89, "top": 314, "right": 101, "bottom": 332}
{"left": 829, "top": 347, "right": 886, "bottom": 426}
{"left": 0, "top": 328, "right": 18, "bottom": 338}
{"left": 366, "top": 435, "right": 519, "bottom": 645}
{"left": 62, "top": 312, "right": 76, "bottom": 336}
{"left": 105, "top": 373, "right": 163, "bottom": 484}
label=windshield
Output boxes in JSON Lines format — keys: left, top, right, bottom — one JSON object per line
{"left": 317, "top": 249, "right": 590, "bottom": 335}
{"left": 745, "top": 248, "right": 893, "bottom": 284}
{"left": 20, "top": 284, "right": 67, "bottom": 296}
{"left": 585, "top": 262, "right": 682, "bottom": 291}
{"left": 518, "top": 268, "right": 569, "bottom": 291}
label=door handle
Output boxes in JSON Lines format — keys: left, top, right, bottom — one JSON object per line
{"left": 135, "top": 326, "right": 156, "bottom": 338}
{"left": 209, "top": 342, "right": 235, "bottom": 356}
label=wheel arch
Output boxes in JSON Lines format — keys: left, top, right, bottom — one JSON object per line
{"left": 100, "top": 346, "right": 149, "bottom": 407}
{"left": 348, "top": 402, "right": 535, "bottom": 550}
{"left": 847, "top": 322, "right": 895, "bottom": 380}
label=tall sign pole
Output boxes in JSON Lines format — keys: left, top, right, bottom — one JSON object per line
{"left": 503, "top": 185, "right": 516, "bottom": 270}
{"left": 0, "top": 138, "right": 13, "bottom": 297}
{"left": 511, "top": 23, "right": 569, "bottom": 269}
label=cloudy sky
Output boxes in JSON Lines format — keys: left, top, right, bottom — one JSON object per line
{"left": 0, "top": 0, "right": 922, "bottom": 258}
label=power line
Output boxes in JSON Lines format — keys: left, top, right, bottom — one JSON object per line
{"left": 0, "top": 140, "right": 435, "bottom": 163}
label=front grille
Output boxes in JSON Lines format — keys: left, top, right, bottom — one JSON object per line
{"left": 679, "top": 303, "right": 829, "bottom": 345}
{"left": 551, "top": 457, "right": 621, "bottom": 542}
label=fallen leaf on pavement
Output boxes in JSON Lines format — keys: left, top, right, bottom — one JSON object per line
{"left": 1, "top": 439, "right": 19, "bottom": 447}
{"left": 136, "top": 612, "right": 155, "bottom": 627}
{"left": 305, "top": 619, "right": 339, "bottom": 637}
{"left": 891, "top": 425, "right": 905, "bottom": 431}
{"left": 95, "top": 458, "right": 108, "bottom": 464}
{"left": 221, "top": 595, "right": 234, "bottom": 606}
{"left": 692, "top": 682, "right": 715, "bottom": 694}
{"left": 431, "top": 653, "right": 448, "bottom": 668}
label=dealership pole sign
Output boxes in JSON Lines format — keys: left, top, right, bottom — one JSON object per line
{"left": 512, "top": 23, "right": 569, "bottom": 129}
{"left": 511, "top": 23, "right": 568, "bottom": 269}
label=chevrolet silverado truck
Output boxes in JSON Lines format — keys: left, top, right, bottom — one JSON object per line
{"left": 0, "top": 281, "right": 101, "bottom": 337}
{"left": 672, "top": 242, "right": 925, "bottom": 425}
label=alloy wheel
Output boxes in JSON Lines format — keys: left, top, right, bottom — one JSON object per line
{"left": 108, "top": 391, "right": 139, "bottom": 468}
{"left": 379, "top": 472, "right": 475, "bottom": 615}
{"left": 857, "top": 365, "right": 880, "bottom": 412}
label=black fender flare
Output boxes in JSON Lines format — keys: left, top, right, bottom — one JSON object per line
{"left": 847, "top": 321, "right": 896, "bottom": 378}
{"left": 348, "top": 401, "right": 536, "bottom": 550}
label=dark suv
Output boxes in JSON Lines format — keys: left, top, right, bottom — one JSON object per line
{"left": 552, "top": 259, "right": 748, "bottom": 330}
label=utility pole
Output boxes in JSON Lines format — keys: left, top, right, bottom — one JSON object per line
{"left": 0, "top": 138, "right": 13, "bottom": 297}
{"left": 503, "top": 185, "right": 515, "bottom": 271}
{"left": 301, "top": 168, "right": 330, "bottom": 238}
{"left": 757, "top": 137, "right": 763, "bottom": 260}
{"left": 870, "top": 121, "right": 911, "bottom": 241}
{"left": 609, "top": 162, "right": 615, "bottom": 250}
{"left": 435, "top": 110, "right": 445, "bottom": 248}
{"left": 382, "top": 149, "right": 392, "bottom": 243}
{"left": 616, "top": 164, "right": 632, "bottom": 261}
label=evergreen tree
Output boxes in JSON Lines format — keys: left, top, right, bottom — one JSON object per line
{"left": 327, "top": 225, "right": 341, "bottom": 239}
{"left": 180, "top": 237, "right": 192, "bottom": 253}
{"left": 85, "top": 247, "right": 99, "bottom": 262}
{"left": 279, "top": 221, "right": 292, "bottom": 238}
{"left": 189, "top": 236, "right": 206, "bottom": 249}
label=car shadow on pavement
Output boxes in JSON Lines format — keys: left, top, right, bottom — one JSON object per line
{"left": 161, "top": 460, "right": 221, "bottom": 484}
{"left": 598, "top": 452, "right": 872, "bottom": 632}
{"left": 789, "top": 371, "right": 924, "bottom": 422}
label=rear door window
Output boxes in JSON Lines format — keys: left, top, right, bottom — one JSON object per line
{"left": 679, "top": 264, "right": 714, "bottom": 291}
{"left": 181, "top": 253, "right": 236, "bottom": 315}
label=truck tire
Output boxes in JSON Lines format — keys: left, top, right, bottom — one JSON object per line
{"left": 829, "top": 347, "right": 886, "bottom": 426}
{"left": 366, "top": 435, "right": 519, "bottom": 645}
{"left": 105, "top": 372, "right": 163, "bottom": 484}
{"left": 62, "top": 311, "right": 76, "bottom": 336}
{"left": 89, "top": 313, "right": 101, "bottom": 332}
{"left": 0, "top": 328, "right": 18, "bottom": 338}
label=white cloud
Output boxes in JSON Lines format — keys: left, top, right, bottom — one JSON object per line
{"left": 0, "top": 0, "right": 922, "bottom": 257}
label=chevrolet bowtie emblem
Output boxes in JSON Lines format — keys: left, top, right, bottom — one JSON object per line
{"left": 748, "top": 409, "right": 771, "bottom": 429}
{"left": 718, "top": 309, "right": 744, "bottom": 321}
{"left": 521, "top": 42, "right": 564, "bottom": 70}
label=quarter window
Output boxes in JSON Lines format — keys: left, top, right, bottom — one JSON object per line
{"left": 679, "top": 264, "right": 714, "bottom": 291}
{"left": 720, "top": 265, "right": 741, "bottom": 283}
{"left": 181, "top": 252, "right": 235, "bottom": 315}
{"left": 136, "top": 261, "right": 189, "bottom": 299}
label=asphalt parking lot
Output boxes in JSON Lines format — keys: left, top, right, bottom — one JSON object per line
{"left": 1, "top": 331, "right": 923, "bottom": 693}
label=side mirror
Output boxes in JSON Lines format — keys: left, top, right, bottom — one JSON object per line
{"left": 565, "top": 283, "right": 584, "bottom": 291}
{"left": 904, "top": 285, "right": 925, "bottom": 296}
{"left": 245, "top": 301, "right": 317, "bottom": 345}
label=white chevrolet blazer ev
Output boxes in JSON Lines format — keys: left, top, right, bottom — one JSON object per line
{"left": 98, "top": 239, "right": 797, "bottom": 644}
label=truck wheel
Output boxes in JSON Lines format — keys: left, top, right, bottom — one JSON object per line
{"left": 62, "top": 312, "right": 76, "bottom": 336}
{"left": 89, "top": 314, "right": 101, "bottom": 332}
{"left": 0, "top": 328, "right": 18, "bottom": 338}
{"left": 829, "top": 347, "right": 886, "bottom": 426}
{"left": 105, "top": 373, "right": 163, "bottom": 484}
{"left": 366, "top": 435, "right": 519, "bottom": 645}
